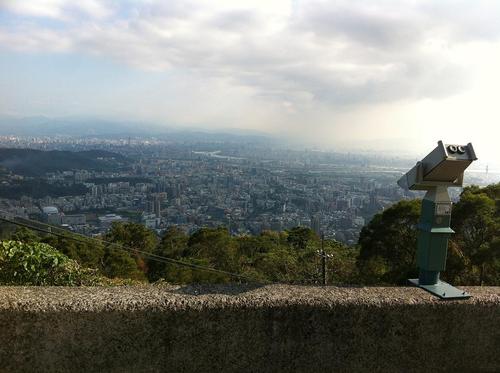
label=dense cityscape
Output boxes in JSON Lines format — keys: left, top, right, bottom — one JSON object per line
{"left": 0, "top": 135, "right": 495, "bottom": 245}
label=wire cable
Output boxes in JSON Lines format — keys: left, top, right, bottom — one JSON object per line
{"left": 0, "top": 211, "right": 269, "bottom": 284}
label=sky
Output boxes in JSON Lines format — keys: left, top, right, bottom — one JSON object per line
{"left": 0, "top": 0, "right": 499, "bottom": 166}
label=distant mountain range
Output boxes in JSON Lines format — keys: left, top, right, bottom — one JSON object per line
{"left": 0, "top": 116, "right": 156, "bottom": 136}
{"left": 0, "top": 148, "right": 130, "bottom": 176}
{"left": 0, "top": 115, "right": 273, "bottom": 143}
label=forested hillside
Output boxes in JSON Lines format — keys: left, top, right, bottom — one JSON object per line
{"left": 0, "top": 148, "right": 130, "bottom": 176}
{"left": 0, "top": 180, "right": 89, "bottom": 199}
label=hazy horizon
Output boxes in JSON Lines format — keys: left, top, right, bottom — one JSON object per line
{"left": 1, "top": 1, "right": 499, "bottom": 167}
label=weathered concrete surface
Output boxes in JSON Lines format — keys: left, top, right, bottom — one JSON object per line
{"left": 0, "top": 285, "right": 498, "bottom": 372}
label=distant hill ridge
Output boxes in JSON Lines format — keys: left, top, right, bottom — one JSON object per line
{"left": 0, "top": 148, "right": 130, "bottom": 176}
{"left": 0, "top": 116, "right": 272, "bottom": 142}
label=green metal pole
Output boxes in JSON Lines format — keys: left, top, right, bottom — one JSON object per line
{"left": 417, "top": 186, "right": 453, "bottom": 285}
{"left": 409, "top": 186, "right": 470, "bottom": 299}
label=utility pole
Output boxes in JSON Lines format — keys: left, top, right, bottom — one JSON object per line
{"left": 321, "top": 233, "right": 326, "bottom": 286}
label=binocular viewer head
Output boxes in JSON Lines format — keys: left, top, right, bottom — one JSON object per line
{"left": 398, "top": 141, "right": 477, "bottom": 190}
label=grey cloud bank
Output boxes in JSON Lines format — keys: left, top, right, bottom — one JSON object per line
{"left": 1, "top": 1, "right": 497, "bottom": 104}
{"left": 1, "top": 0, "right": 500, "bottom": 164}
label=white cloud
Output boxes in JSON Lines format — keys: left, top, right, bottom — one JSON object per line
{"left": 1, "top": 0, "right": 112, "bottom": 20}
{"left": 1, "top": 0, "right": 500, "bottom": 162}
{"left": 1, "top": 0, "right": 497, "bottom": 104}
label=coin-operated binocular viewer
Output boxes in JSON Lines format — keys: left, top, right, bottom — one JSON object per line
{"left": 398, "top": 141, "right": 477, "bottom": 299}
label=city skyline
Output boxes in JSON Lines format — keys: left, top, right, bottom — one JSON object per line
{"left": 1, "top": 1, "right": 500, "bottom": 165}
{"left": 0, "top": 138, "right": 425, "bottom": 245}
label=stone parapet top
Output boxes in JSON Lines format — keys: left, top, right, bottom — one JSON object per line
{"left": 0, "top": 285, "right": 498, "bottom": 312}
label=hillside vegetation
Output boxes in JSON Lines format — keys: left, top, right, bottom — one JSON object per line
{"left": 0, "top": 183, "right": 498, "bottom": 286}
{"left": 0, "top": 180, "right": 89, "bottom": 199}
{"left": 0, "top": 240, "right": 99, "bottom": 285}
{"left": 0, "top": 148, "right": 130, "bottom": 176}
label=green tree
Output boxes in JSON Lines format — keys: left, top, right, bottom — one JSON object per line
{"left": 325, "top": 240, "right": 359, "bottom": 284}
{"left": 234, "top": 231, "right": 289, "bottom": 283}
{"left": 104, "top": 222, "right": 158, "bottom": 279}
{"left": 238, "top": 230, "right": 284, "bottom": 258}
{"left": 357, "top": 199, "right": 421, "bottom": 284}
{"left": 186, "top": 227, "right": 237, "bottom": 282}
{"left": 451, "top": 184, "right": 500, "bottom": 285}
{"left": 103, "top": 245, "right": 145, "bottom": 280}
{"left": 286, "top": 226, "right": 317, "bottom": 251}
{"left": 106, "top": 222, "right": 157, "bottom": 253}
{"left": 40, "top": 235, "right": 105, "bottom": 272}
{"left": 148, "top": 226, "right": 189, "bottom": 282}
{"left": 253, "top": 244, "right": 300, "bottom": 282}
{"left": 243, "top": 229, "right": 329, "bottom": 284}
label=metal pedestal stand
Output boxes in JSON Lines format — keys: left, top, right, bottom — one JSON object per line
{"left": 408, "top": 186, "right": 470, "bottom": 299}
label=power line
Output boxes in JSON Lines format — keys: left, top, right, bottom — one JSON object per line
{"left": 0, "top": 211, "right": 268, "bottom": 284}
{"left": 0, "top": 214, "right": 266, "bottom": 284}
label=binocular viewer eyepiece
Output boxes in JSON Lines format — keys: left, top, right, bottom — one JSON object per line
{"left": 446, "top": 144, "right": 467, "bottom": 154}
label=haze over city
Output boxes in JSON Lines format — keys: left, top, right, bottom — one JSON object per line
{"left": 1, "top": 0, "right": 500, "bottom": 166}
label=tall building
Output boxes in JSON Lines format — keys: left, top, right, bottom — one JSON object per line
{"left": 153, "top": 195, "right": 161, "bottom": 218}
{"left": 147, "top": 194, "right": 162, "bottom": 218}
{"left": 311, "top": 214, "right": 321, "bottom": 236}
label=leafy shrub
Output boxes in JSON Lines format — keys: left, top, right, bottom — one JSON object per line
{"left": 0, "top": 240, "right": 100, "bottom": 286}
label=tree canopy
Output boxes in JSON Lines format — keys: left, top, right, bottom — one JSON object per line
{"left": 450, "top": 184, "right": 500, "bottom": 285}
{"left": 357, "top": 183, "right": 499, "bottom": 285}
{"left": 357, "top": 199, "right": 420, "bottom": 284}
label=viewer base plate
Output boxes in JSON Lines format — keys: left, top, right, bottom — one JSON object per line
{"left": 408, "top": 278, "right": 471, "bottom": 299}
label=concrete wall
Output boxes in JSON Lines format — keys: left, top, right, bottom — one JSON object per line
{"left": 0, "top": 285, "right": 498, "bottom": 372}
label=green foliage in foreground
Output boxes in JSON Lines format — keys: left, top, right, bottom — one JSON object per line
{"left": 0, "top": 240, "right": 100, "bottom": 286}
{"left": 148, "top": 226, "right": 358, "bottom": 284}
{"left": 0, "top": 222, "right": 357, "bottom": 285}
